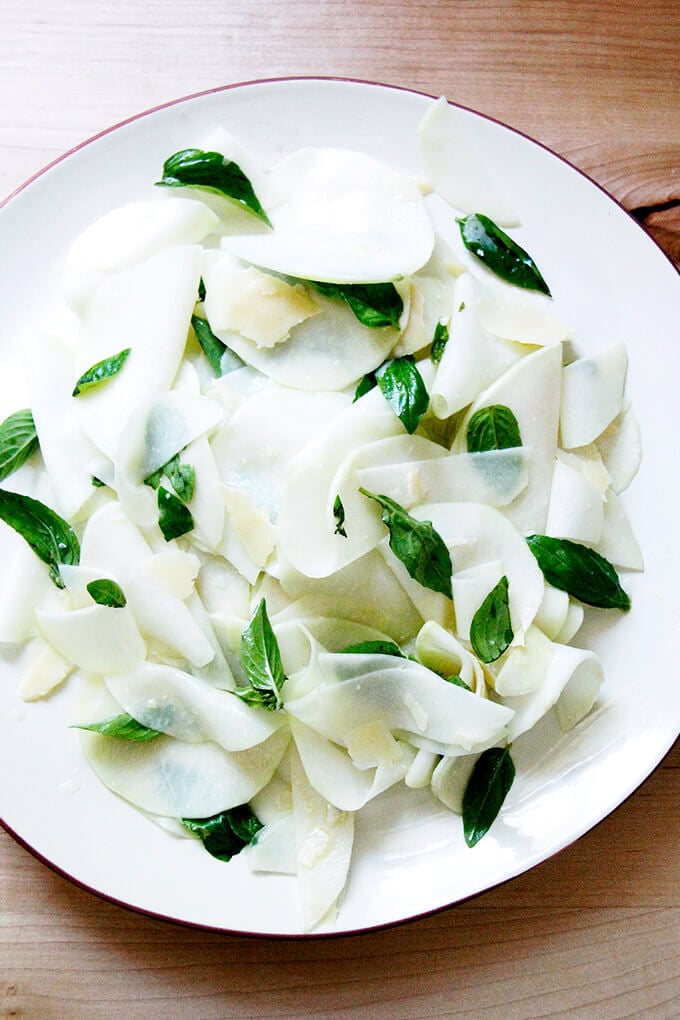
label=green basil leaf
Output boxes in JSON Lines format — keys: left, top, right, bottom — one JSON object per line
{"left": 86, "top": 578, "right": 127, "bottom": 608}
{"left": 463, "top": 746, "right": 515, "bottom": 847}
{"left": 0, "top": 409, "right": 39, "bottom": 482}
{"left": 466, "top": 404, "right": 522, "bottom": 453}
{"left": 197, "top": 276, "right": 207, "bottom": 302}
{"left": 73, "top": 713, "right": 162, "bottom": 742}
{"left": 236, "top": 598, "right": 286, "bottom": 711}
{"left": 157, "top": 149, "right": 271, "bottom": 226}
{"left": 182, "top": 804, "right": 263, "bottom": 862}
{"left": 446, "top": 674, "right": 472, "bottom": 691}
{"left": 157, "top": 485, "right": 194, "bottom": 542}
{"left": 311, "top": 281, "right": 403, "bottom": 329}
{"left": 72, "top": 348, "right": 131, "bottom": 396}
{"left": 333, "top": 494, "right": 347, "bottom": 537}
{"left": 353, "top": 371, "right": 377, "bottom": 402}
{"left": 191, "top": 314, "right": 244, "bottom": 376}
{"left": 458, "top": 213, "right": 551, "bottom": 296}
{"left": 0, "top": 489, "right": 79, "bottom": 588}
{"left": 430, "top": 321, "right": 449, "bottom": 364}
{"left": 163, "top": 455, "right": 195, "bottom": 504}
{"left": 340, "top": 639, "right": 405, "bottom": 658}
{"left": 526, "top": 534, "right": 631, "bottom": 610}
{"left": 469, "top": 575, "right": 514, "bottom": 663}
{"left": 376, "top": 356, "right": 430, "bottom": 435}
{"left": 360, "top": 488, "right": 453, "bottom": 598}
{"left": 91, "top": 475, "right": 106, "bottom": 488}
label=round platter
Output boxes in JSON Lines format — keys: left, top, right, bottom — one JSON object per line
{"left": 0, "top": 77, "right": 678, "bottom": 937}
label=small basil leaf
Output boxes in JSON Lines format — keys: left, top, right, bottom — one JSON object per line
{"left": 197, "top": 276, "right": 207, "bottom": 302}
{"left": 353, "top": 372, "right": 377, "bottom": 402}
{"left": 157, "top": 485, "right": 194, "bottom": 542}
{"left": 86, "top": 578, "right": 127, "bottom": 608}
{"left": 163, "top": 455, "right": 195, "bottom": 505}
{"left": 463, "top": 746, "right": 515, "bottom": 847}
{"left": 0, "top": 489, "right": 80, "bottom": 588}
{"left": 340, "top": 639, "right": 405, "bottom": 658}
{"left": 430, "top": 321, "right": 449, "bottom": 364}
{"left": 376, "top": 356, "right": 430, "bottom": 435}
{"left": 73, "top": 713, "right": 162, "bottom": 742}
{"left": 311, "top": 281, "right": 403, "bottom": 329}
{"left": 236, "top": 598, "right": 286, "bottom": 711}
{"left": 91, "top": 475, "right": 106, "bottom": 488}
{"left": 182, "top": 804, "right": 263, "bottom": 862}
{"left": 466, "top": 404, "right": 522, "bottom": 453}
{"left": 469, "top": 575, "right": 514, "bottom": 663}
{"left": 458, "top": 213, "right": 551, "bottom": 296}
{"left": 72, "top": 348, "right": 131, "bottom": 397}
{"left": 333, "top": 494, "right": 347, "bottom": 537}
{"left": 0, "top": 409, "right": 40, "bottom": 482}
{"left": 446, "top": 674, "right": 472, "bottom": 691}
{"left": 526, "top": 534, "right": 630, "bottom": 610}
{"left": 360, "top": 488, "right": 453, "bottom": 598}
{"left": 157, "top": 149, "right": 271, "bottom": 226}
{"left": 191, "top": 314, "right": 242, "bottom": 376}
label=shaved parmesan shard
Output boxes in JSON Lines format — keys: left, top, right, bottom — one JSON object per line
{"left": 81, "top": 725, "right": 290, "bottom": 819}
{"left": 418, "top": 97, "right": 520, "bottom": 226}
{"left": 560, "top": 344, "right": 628, "bottom": 449}
{"left": 290, "top": 748, "right": 354, "bottom": 932}
{"left": 222, "top": 147, "right": 434, "bottom": 283}
{"left": 18, "top": 637, "right": 74, "bottom": 701}
{"left": 105, "top": 662, "right": 284, "bottom": 750}
{"left": 73, "top": 245, "right": 202, "bottom": 460}
{"left": 289, "top": 718, "right": 412, "bottom": 811}
{"left": 202, "top": 252, "right": 320, "bottom": 347}
{"left": 63, "top": 197, "right": 219, "bottom": 310}
{"left": 36, "top": 604, "right": 146, "bottom": 674}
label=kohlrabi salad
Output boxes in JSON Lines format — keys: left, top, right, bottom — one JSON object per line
{"left": 0, "top": 97, "right": 642, "bottom": 931}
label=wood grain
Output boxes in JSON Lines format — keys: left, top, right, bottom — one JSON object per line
{"left": 1, "top": 2, "right": 679, "bottom": 1017}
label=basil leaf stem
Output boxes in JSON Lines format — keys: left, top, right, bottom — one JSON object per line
{"left": 458, "top": 213, "right": 551, "bottom": 296}
{"left": 526, "top": 534, "right": 631, "bottom": 610}
{"left": 236, "top": 598, "right": 286, "bottom": 711}
{"left": 311, "top": 281, "right": 403, "bottom": 330}
{"left": 466, "top": 404, "right": 522, "bottom": 453}
{"left": 0, "top": 489, "right": 79, "bottom": 588}
{"left": 72, "top": 348, "right": 131, "bottom": 396}
{"left": 360, "top": 488, "right": 453, "bottom": 598}
{"left": 182, "top": 805, "right": 263, "bottom": 862}
{"left": 376, "top": 356, "right": 430, "bottom": 435}
{"left": 469, "top": 575, "right": 514, "bottom": 663}
{"left": 72, "top": 713, "right": 162, "bottom": 742}
{"left": 462, "top": 746, "right": 515, "bottom": 847}
{"left": 0, "top": 409, "right": 39, "bottom": 482}
{"left": 157, "top": 149, "right": 271, "bottom": 226}
{"left": 157, "top": 485, "right": 194, "bottom": 542}
{"left": 86, "top": 578, "right": 127, "bottom": 608}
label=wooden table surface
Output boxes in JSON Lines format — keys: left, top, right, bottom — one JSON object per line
{"left": 1, "top": 2, "right": 678, "bottom": 1017}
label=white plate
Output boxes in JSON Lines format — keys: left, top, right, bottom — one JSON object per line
{"left": 0, "top": 78, "right": 678, "bottom": 937}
